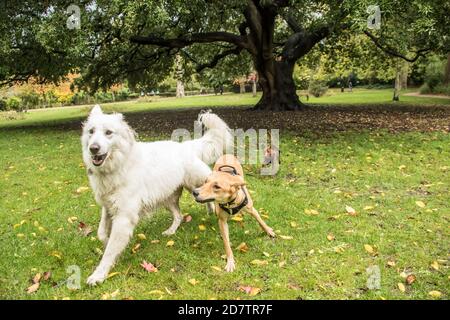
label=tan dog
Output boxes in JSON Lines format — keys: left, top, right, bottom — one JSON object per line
{"left": 193, "top": 154, "right": 275, "bottom": 272}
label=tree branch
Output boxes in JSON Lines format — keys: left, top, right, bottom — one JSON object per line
{"left": 364, "top": 30, "right": 430, "bottom": 63}
{"left": 130, "top": 31, "right": 248, "bottom": 49}
{"left": 195, "top": 46, "right": 243, "bottom": 72}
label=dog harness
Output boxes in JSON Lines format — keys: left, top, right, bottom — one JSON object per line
{"left": 217, "top": 165, "right": 249, "bottom": 215}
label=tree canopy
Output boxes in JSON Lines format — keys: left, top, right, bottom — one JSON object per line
{"left": 1, "top": 0, "right": 449, "bottom": 110}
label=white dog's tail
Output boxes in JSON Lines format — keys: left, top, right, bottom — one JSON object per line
{"left": 188, "top": 110, "right": 233, "bottom": 164}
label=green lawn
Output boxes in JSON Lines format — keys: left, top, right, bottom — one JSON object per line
{"left": 1, "top": 88, "right": 449, "bottom": 128}
{"left": 0, "top": 124, "right": 448, "bottom": 299}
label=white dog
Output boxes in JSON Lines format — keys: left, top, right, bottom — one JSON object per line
{"left": 81, "top": 105, "right": 232, "bottom": 285}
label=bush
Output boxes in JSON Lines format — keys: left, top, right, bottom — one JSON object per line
{"left": 20, "top": 92, "right": 41, "bottom": 109}
{"left": 0, "top": 98, "right": 8, "bottom": 111}
{"left": 308, "top": 81, "right": 328, "bottom": 97}
{"left": 419, "top": 83, "right": 431, "bottom": 94}
{"left": 432, "top": 83, "right": 450, "bottom": 95}
{"left": 424, "top": 57, "right": 445, "bottom": 90}
{"left": 6, "top": 96, "right": 21, "bottom": 111}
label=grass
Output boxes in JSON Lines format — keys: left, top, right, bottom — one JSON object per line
{"left": 1, "top": 88, "right": 449, "bottom": 129}
{"left": 0, "top": 124, "right": 448, "bottom": 299}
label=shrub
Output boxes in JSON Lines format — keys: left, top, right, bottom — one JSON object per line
{"left": 6, "top": 96, "right": 21, "bottom": 111}
{"left": 432, "top": 83, "right": 450, "bottom": 95}
{"left": 0, "top": 98, "right": 8, "bottom": 111}
{"left": 20, "top": 92, "right": 41, "bottom": 109}
{"left": 308, "top": 80, "right": 328, "bottom": 97}
{"left": 424, "top": 57, "right": 445, "bottom": 90}
{"left": 419, "top": 83, "right": 431, "bottom": 94}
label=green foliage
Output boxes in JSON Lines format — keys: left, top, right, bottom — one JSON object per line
{"left": 308, "top": 80, "right": 328, "bottom": 97}
{"left": 0, "top": 98, "right": 8, "bottom": 111}
{"left": 6, "top": 96, "right": 21, "bottom": 111}
{"left": 424, "top": 57, "right": 445, "bottom": 90}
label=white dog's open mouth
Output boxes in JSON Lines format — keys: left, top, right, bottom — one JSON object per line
{"left": 92, "top": 153, "right": 108, "bottom": 166}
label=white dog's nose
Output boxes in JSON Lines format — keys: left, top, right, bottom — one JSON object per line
{"left": 89, "top": 144, "right": 100, "bottom": 155}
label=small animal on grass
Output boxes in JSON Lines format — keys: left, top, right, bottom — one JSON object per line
{"left": 192, "top": 154, "right": 276, "bottom": 272}
{"left": 81, "top": 105, "right": 232, "bottom": 285}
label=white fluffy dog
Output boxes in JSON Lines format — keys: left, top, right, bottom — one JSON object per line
{"left": 81, "top": 105, "right": 232, "bottom": 285}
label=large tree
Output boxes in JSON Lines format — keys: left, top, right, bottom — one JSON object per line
{"left": 1, "top": 0, "right": 448, "bottom": 110}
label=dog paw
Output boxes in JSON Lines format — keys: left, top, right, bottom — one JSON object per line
{"left": 224, "top": 260, "right": 236, "bottom": 272}
{"left": 266, "top": 228, "right": 276, "bottom": 238}
{"left": 162, "top": 229, "right": 176, "bottom": 236}
{"left": 86, "top": 271, "right": 107, "bottom": 286}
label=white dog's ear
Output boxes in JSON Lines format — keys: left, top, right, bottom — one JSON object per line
{"left": 90, "top": 104, "right": 103, "bottom": 116}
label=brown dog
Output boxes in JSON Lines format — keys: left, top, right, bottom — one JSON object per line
{"left": 193, "top": 154, "right": 275, "bottom": 272}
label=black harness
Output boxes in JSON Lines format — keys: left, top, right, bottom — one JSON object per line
{"left": 217, "top": 165, "right": 248, "bottom": 215}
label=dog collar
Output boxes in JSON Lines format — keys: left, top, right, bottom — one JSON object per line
{"left": 219, "top": 188, "right": 248, "bottom": 215}
{"left": 217, "top": 165, "right": 238, "bottom": 175}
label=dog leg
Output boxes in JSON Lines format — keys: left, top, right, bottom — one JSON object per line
{"left": 248, "top": 207, "right": 276, "bottom": 238}
{"left": 97, "top": 207, "right": 111, "bottom": 246}
{"left": 163, "top": 200, "right": 183, "bottom": 236}
{"left": 87, "top": 215, "right": 137, "bottom": 285}
{"left": 218, "top": 216, "right": 235, "bottom": 272}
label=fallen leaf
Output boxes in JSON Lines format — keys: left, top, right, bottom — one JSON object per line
{"left": 50, "top": 251, "right": 62, "bottom": 260}
{"left": 363, "top": 206, "right": 375, "bottom": 211}
{"left": 279, "top": 235, "right": 293, "bottom": 240}
{"left": 364, "top": 244, "right": 375, "bottom": 254}
{"left": 238, "top": 285, "right": 261, "bottom": 296}
{"left": 236, "top": 242, "right": 249, "bottom": 253}
{"left": 398, "top": 283, "right": 406, "bottom": 293}
{"left": 387, "top": 260, "right": 396, "bottom": 267}
{"left": 78, "top": 221, "right": 93, "bottom": 236}
{"left": 137, "top": 233, "right": 146, "bottom": 240}
{"left": 304, "top": 208, "right": 319, "bottom": 215}
{"left": 406, "top": 274, "right": 416, "bottom": 285}
{"left": 166, "top": 240, "right": 175, "bottom": 247}
{"left": 263, "top": 251, "right": 270, "bottom": 257}
{"left": 43, "top": 271, "right": 51, "bottom": 281}
{"left": 198, "top": 224, "right": 206, "bottom": 231}
{"left": 278, "top": 261, "right": 286, "bottom": 268}
{"left": 151, "top": 240, "right": 160, "bottom": 244}
{"left": 327, "top": 234, "right": 335, "bottom": 241}
{"left": 26, "top": 282, "right": 40, "bottom": 294}
{"left": 131, "top": 243, "right": 141, "bottom": 254}
{"left": 32, "top": 273, "right": 42, "bottom": 284}
{"left": 345, "top": 206, "right": 357, "bottom": 216}
{"left": 428, "top": 290, "right": 442, "bottom": 298}
{"left": 231, "top": 215, "right": 243, "bottom": 222}
{"left": 148, "top": 290, "right": 164, "bottom": 295}
{"left": 141, "top": 261, "right": 158, "bottom": 273}
{"left": 188, "top": 278, "right": 199, "bottom": 285}
{"left": 76, "top": 186, "right": 89, "bottom": 194}
{"left": 415, "top": 201, "right": 426, "bottom": 208}
{"left": 67, "top": 216, "right": 77, "bottom": 224}
{"left": 184, "top": 215, "right": 192, "bottom": 223}
{"left": 290, "top": 221, "right": 298, "bottom": 228}
{"left": 430, "top": 261, "right": 439, "bottom": 270}
{"left": 211, "top": 266, "right": 222, "bottom": 272}
{"left": 107, "top": 272, "right": 121, "bottom": 279}
{"left": 251, "top": 259, "right": 268, "bottom": 266}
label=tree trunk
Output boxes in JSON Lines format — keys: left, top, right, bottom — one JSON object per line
{"left": 253, "top": 59, "right": 304, "bottom": 111}
{"left": 252, "top": 79, "right": 257, "bottom": 97}
{"left": 176, "top": 80, "right": 185, "bottom": 98}
{"left": 239, "top": 81, "right": 246, "bottom": 94}
{"left": 393, "top": 68, "right": 401, "bottom": 101}
{"left": 444, "top": 52, "right": 450, "bottom": 85}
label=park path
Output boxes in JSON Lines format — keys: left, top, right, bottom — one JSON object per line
{"left": 404, "top": 92, "right": 450, "bottom": 100}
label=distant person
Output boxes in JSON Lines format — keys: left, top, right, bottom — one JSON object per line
{"left": 348, "top": 81, "right": 353, "bottom": 92}
{"left": 219, "top": 85, "right": 224, "bottom": 95}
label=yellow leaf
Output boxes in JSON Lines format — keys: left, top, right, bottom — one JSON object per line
{"left": 17, "top": 233, "right": 25, "bottom": 238}
{"left": 211, "top": 266, "right": 222, "bottom": 272}
{"left": 148, "top": 290, "right": 164, "bottom": 295}
{"left": 290, "top": 221, "right": 298, "bottom": 228}
{"left": 251, "top": 259, "right": 268, "bottom": 266}
{"left": 428, "top": 290, "right": 442, "bottom": 298}
{"left": 415, "top": 201, "right": 426, "bottom": 208}
{"left": 131, "top": 243, "right": 141, "bottom": 254}
{"left": 327, "top": 234, "right": 335, "bottom": 241}
{"left": 107, "top": 272, "right": 120, "bottom": 279}
{"left": 398, "top": 165, "right": 406, "bottom": 170}
{"left": 137, "top": 233, "right": 146, "bottom": 240}
{"left": 166, "top": 240, "right": 175, "bottom": 247}
{"left": 151, "top": 240, "right": 160, "bottom": 244}
{"left": 164, "top": 287, "right": 173, "bottom": 295}
{"left": 363, "top": 206, "right": 375, "bottom": 211}
{"left": 236, "top": 242, "right": 249, "bottom": 253}
{"left": 231, "top": 215, "right": 243, "bottom": 222}
{"left": 76, "top": 186, "right": 89, "bottom": 194}
{"left": 278, "top": 261, "right": 286, "bottom": 268}
{"left": 198, "top": 224, "right": 206, "bottom": 231}
{"left": 430, "top": 261, "right": 439, "bottom": 270}
{"left": 249, "top": 287, "right": 261, "bottom": 296}
{"left": 387, "top": 260, "right": 396, "bottom": 267}
{"left": 398, "top": 283, "right": 406, "bottom": 293}
{"left": 364, "top": 244, "right": 374, "bottom": 254}
{"left": 279, "top": 235, "right": 293, "bottom": 240}
{"left": 67, "top": 216, "right": 77, "bottom": 223}
{"left": 263, "top": 252, "right": 270, "bottom": 257}
{"left": 50, "top": 251, "right": 62, "bottom": 259}
{"left": 188, "top": 278, "right": 199, "bottom": 285}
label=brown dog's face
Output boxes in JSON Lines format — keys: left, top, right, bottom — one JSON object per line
{"left": 193, "top": 172, "right": 245, "bottom": 204}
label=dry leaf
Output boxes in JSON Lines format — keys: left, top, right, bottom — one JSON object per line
{"left": 131, "top": 243, "right": 141, "bottom": 254}
{"left": 290, "top": 221, "right": 298, "bottom": 228}
{"left": 231, "top": 215, "right": 243, "bottom": 222}
{"left": 148, "top": 290, "right": 164, "bottom": 295}
{"left": 398, "top": 283, "right": 406, "bottom": 293}
{"left": 166, "top": 240, "right": 175, "bottom": 247}
{"left": 345, "top": 206, "right": 357, "bottom": 216}
{"left": 251, "top": 259, "right": 268, "bottom": 266}
{"left": 141, "top": 261, "right": 158, "bottom": 273}
{"left": 238, "top": 285, "right": 261, "bottom": 296}
{"left": 211, "top": 266, "right": 222, "bottom": 272}
{"left": 430, "top": 261, "right": 439, "bottom": 270}
{"left": 26, "top": 282, "right": 40, "bottom": 294}
{"left": 428, "top": 290, "right": 442, "bottom": 298}
{"left": 364, "top": 244, "right": 375, "bottom": 254}
{"left": 198, "top": 224, "right": 206, "bottom": 231}
{"left": 415, "top": 201, "right": 426, "bottom": 208}
{"left": 279, "top": 235, "right": 293, "bottom": 240}
{"left": 304, "top": 209, "right": 319, "bottom": 215}
{"left": 278, "top": 261, "right": 286, "bottom": 268}
{"left": 76, "top": 186, "right": 89, "bottom": 194}
{"left": 327, "top": 234, "right": 335, "bottom": 241}
{"left": 137, "top": 233, "right": 146, "bottom": 240}
{"left": 406, "top": 274, "right": 416, "bottom": 285}
{"left": 43, "top": 271, "right": 51, "bottom": 281}
{"left": 236, "top": 242, "right": 249, "bottom": 253}
{"left": 184, "top": 215, "right": 192, "bottom": 223}
{"left": 387, "top": 260, "right": 396, "bottom": 267}
{"left": 32, "top": 273, "right": 42, "bottom": 284}
{"left": 188, "top": 278, "right": 199, "bottom": 285}
{"left": 107, "top": 272, "right": 121, "bottom": 279}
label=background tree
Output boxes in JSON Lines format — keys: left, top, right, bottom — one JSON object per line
{"left": 1, "top": 0, "right": 449, "bottom": 110}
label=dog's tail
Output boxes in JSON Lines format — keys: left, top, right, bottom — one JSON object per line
{"left": 189, "top": 110, "right": 233, "bottom": 164}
